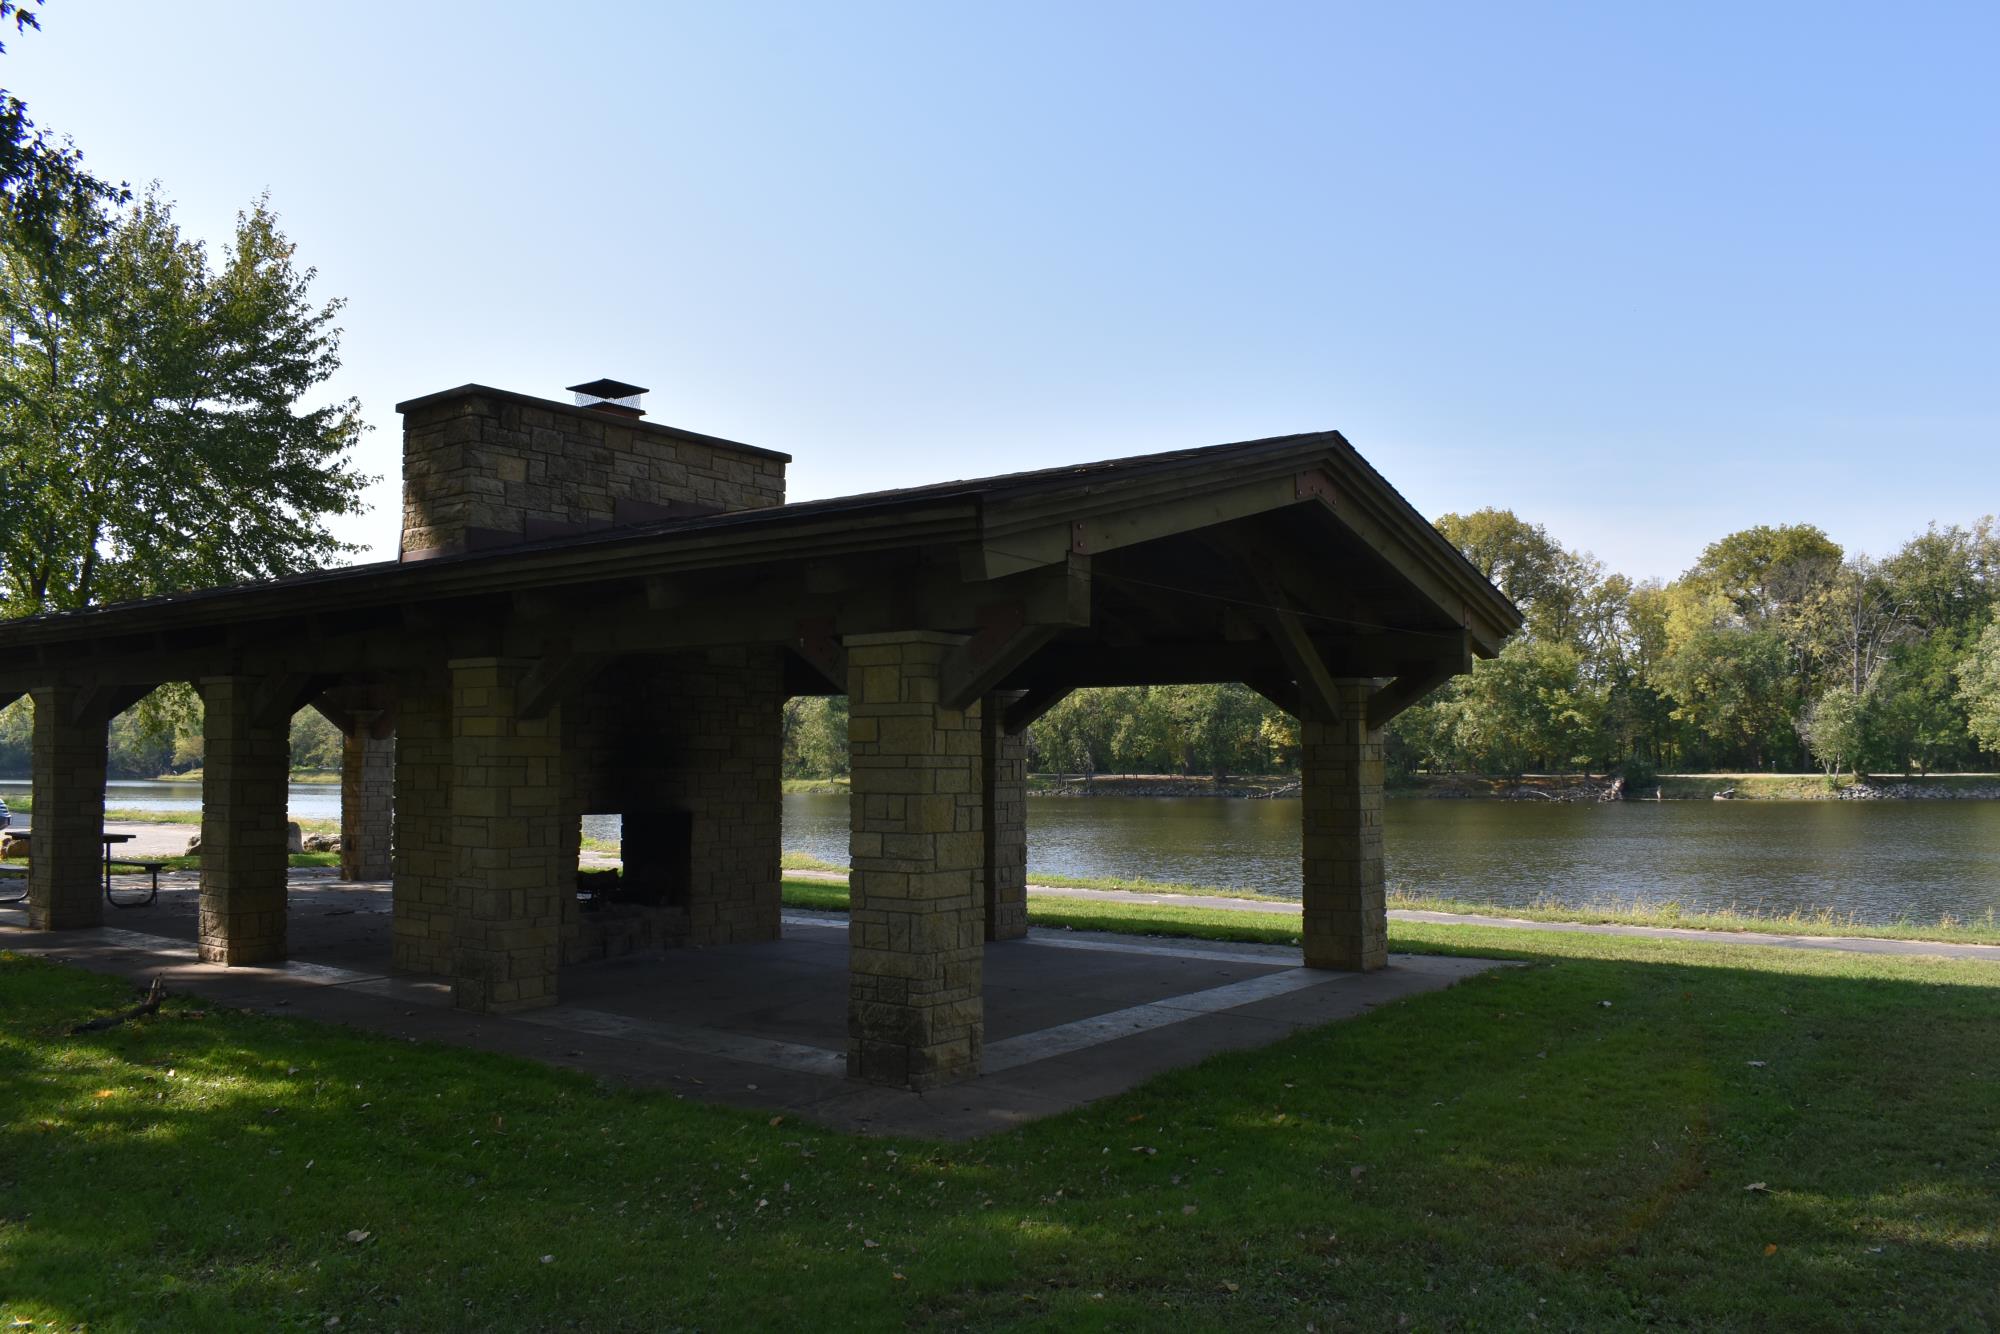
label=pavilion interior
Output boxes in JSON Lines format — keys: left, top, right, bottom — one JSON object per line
{"left": 0, "top": 380, "right": 1519, "bottom": 1097}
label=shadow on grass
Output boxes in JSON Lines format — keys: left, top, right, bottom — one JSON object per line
{"left": 2, "top": 933, "right": 1997, "bottom": 1330}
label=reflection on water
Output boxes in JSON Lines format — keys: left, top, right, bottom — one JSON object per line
{"left": 781, "top": 792, "right": 2000, "bottom": 927}
{"left": 0, "top": 778, "right": 342, "bottom": 821}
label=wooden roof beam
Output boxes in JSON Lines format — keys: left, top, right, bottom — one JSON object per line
{"left": 1002, "top": 684, "right": 1073, "bottom": 735}
{"left": 1366, "top": 630, "right": 1472, "bottom": 728}
{"left": 72, "top": 682, "right": 156, "bottom": 724}
{"left": 519, "top": 649, "right": 607, "bottom": 720}
{"left": 941, "top": 602, "right": 1062, "bottom": 712}
{"left": 1203, "top": 529, "right": 1343, "bottom": 724}
{"left": 791, "top": 616, "right": 848, "bottom": 693}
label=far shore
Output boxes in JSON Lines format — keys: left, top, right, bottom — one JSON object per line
{"left": 1012, "top": 771, "right": 2000, "bottom": 801}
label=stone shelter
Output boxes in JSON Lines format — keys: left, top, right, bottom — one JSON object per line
{"left": 0, "top": 380, "right": 1519, "bottom": 1089}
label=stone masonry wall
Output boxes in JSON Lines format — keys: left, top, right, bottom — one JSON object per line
{"left": 1299, "top": 680, "right": 1387, "bottom": 971}
{"left": 198, "top": 677, "right": 292, "bottom": 965}
{"left": 845, "top": 632, "right": 986, "bottom": 1090}
{"left": 392, "top": 674, "right": 454, "bottom": 974}
{"left": 980, "top": 693, "right": 1028, "bottom": 941}
{"left": 340, "top": 727, "right": 394, "bottom": 882}
{"left": 400, "top": 390, "right": 786, "bottom": 559}
{"left": 448, "top": 658, "right": 563, "bottom": 1013}
{"left": 566, "top": 648, "right": 784, "bottom": 951}
{"left": 26, "top": 685, "right": 108, "bottom": 932}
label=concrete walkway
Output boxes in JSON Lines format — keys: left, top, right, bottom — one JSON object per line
{"left": 0, "top": 877, "right": 1507, "bottom": 1139}
{"left": 790, "top": 870, "right": 2000, "bottom": 964}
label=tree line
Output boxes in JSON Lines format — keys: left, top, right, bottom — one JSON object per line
{"left": 785, "top": 510, "right": 2000, "bottom": 780}
{"left": 0, "top": 700, "right": 343, "bottom": 780}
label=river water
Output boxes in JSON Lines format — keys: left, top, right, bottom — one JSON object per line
{"left": 783, "top": 792, "right": 2000, "bottom": 927}
{"left": 11, "top": 780, "right": 1996, "bottom": 928}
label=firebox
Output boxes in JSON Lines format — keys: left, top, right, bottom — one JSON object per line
{"left": 613, "top": 809, "right": 693, "bottom": 909}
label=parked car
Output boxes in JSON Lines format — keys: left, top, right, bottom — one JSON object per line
{"left": 0, "top": 796, "right": 9, "bottom": 830}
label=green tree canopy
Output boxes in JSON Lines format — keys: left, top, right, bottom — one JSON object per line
{"left": 0, "top": 189, "right": 371, "bottom": 612}
{"left": 1957, "top": 622, "right": 2000, "bottom": 757}
{"left": 1685, "top": 524, "right": 1842, "bottom": 628}
{"left": 0, "top": 3, "right": 126, "bottom": 267}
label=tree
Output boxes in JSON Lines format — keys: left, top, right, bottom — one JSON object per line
{"left": 1653, "top": 585, "right": 1795, "bottom": 769}
{"left": 0, "top": 3, "right": 127, "bottom": 265}
{"left": 1685, "top": 524, "right": 1843, "bottom": 627}
{"left": 290, "top": 709, "right": 343, "bottom": 772}
{"left": 1867, "top": 639, "right": 1970, "bottom": 775}
{"left": 1798, "top": 685, "right": 1867, "bottom": 777}
{"left": 1447, "top": 639, "right": 1600, "bottom": 776}
{"left": 1435, "top": 509, "right": 1565, "bottom": 619}
{"left": 0, "top": 190, "right": 371, "bottom": 612}
{"left": 782, "top": 696, "right": 849, "bottom": 778}
{"left": 1883, "top": 523, "right": 1989, "bottom": 634}
{"left": 1795, "top": 556, "right": 1909, "bottom": 698}
{"left": 1957, "top": 622, "right": 2000, "bottom": 757}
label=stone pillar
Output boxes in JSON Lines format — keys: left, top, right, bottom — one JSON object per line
{"left": 448, "top": 658, "right": 562, "bottom": 1013}
{"left": 340, "top": 723, "right": 394, "bottom": 881}
{"left": 198, "top": 677, "right": 292, "bottom": 965}
{"left": 980, "top": 692, "right": 1028, "bottom": 941}
{"left": 25, "top": 686, "right": 109, "bottom": 932}
{"left": 1300, "top": 680, "right": 1387, "bottom": 971}
{"left": 392, "top": 676, "right": 453, "bottom": 973}
{"left": 845, "top": 633, "right": 986, "bottom": 1089}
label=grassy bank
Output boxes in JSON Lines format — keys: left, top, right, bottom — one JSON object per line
{"left": 779, "top": 860, "right": 2000, "bottom": 947}
{"left": 6, "top": 906, "right": 1998, "bottom": 1330}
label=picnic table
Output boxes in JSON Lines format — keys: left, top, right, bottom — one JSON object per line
{"left": 0, "top": 829, "right": 169, "bottom": 907}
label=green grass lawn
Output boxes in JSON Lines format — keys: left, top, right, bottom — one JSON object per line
{"left": 3, "top": 903, "right": 1997, "bottom": 1331}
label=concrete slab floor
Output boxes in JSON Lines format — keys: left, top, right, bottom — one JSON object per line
{"left": 0, "top": 874, "right": 1511, "bottom": 1140}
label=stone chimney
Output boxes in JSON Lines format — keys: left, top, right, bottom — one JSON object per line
{"left": 396, "top": 380, "right": 789, "bottom": 561}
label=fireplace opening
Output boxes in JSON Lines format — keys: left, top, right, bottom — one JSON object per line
{"left": 607, "top": 809, "right": 692, "bottom": 909}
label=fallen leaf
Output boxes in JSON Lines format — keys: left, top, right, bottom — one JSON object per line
{"left": 1125, "top": 1113, "right": 1145, "bottom": 1123}
{"left": 1599, "top": 1001, "right": 1613, "bottom": 1008}
{"left": 1763, "top": 1243, "right": 1778, "bottom": 1256}
{"left": 345, "top": 1230, "right": 369, "bottom": 1244}
{"left": 93, "top": 1089, "right": 115, "bottom": 1099}
{"left": 1745, "top": 1182, "right": 1770, "bottom": 1193}
{"left": 1222, "top": 1281, "right": 1240, "bottom": 1293}
{"left": 1182, "top": 1205, "right": 1198, "bottom": 1216}
{"left": 540, "top": 1254, "right": 555, "bottom": 1264}
{"left": 1350, "top": 1165, "right": 1368, "bottom": 1181}
{"left": 1747, "top": 1060, "right": 1767, "bottom": 1068}
{"left": 864, "top": 1239, "right": 879, "bottom": 1248}
{"left": 769, "top": 1116, "right": 784, "bottom": 1127}
{"left": 892, "top": 1272, "right": 906, "bottom": 1281}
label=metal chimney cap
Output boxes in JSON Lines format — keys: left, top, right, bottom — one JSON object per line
{"left": 567, "top": 378, "right": 649, "bottom": 400}
{"left": 567, "top": 378, "right": 648, "bottom": 417}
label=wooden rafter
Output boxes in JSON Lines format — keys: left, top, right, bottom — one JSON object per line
{"left": 1002, "top": 684, "right": 1073, "bottom": 736}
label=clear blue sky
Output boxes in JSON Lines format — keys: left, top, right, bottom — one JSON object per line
{"left": 10, "top": 1, "right": 1996, "bottom": 581}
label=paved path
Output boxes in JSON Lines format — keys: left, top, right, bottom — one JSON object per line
{"left": 790, "top": 870, "right": 2000, "bottom": 964}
